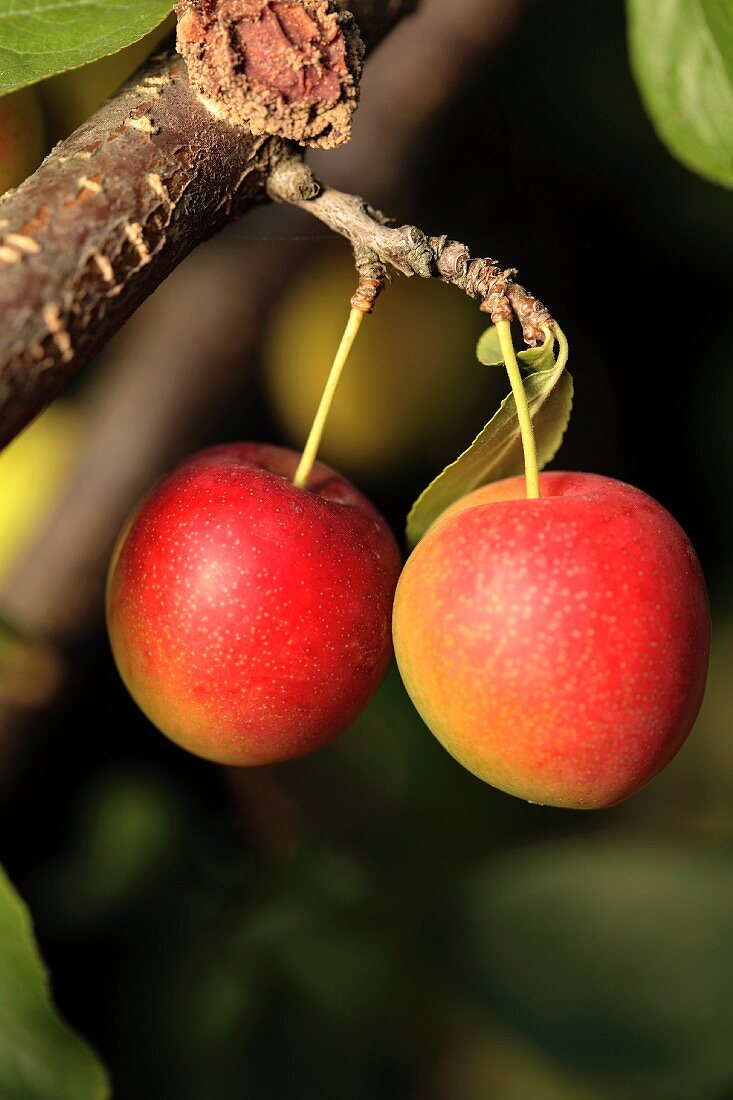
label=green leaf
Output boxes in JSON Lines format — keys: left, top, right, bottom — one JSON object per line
{"left": 0, "top": 864, "right": 110, "bottom": 1099}
{"left": 627, "top": 0, "right": 733, "bottom": 188}
{"left": 476, "top": 326, "right": 556, "bottom": 373}
{"left": 0, "top": 0, "right": 173, "bottom": 96}
{"left": 406, "top": 327, "right": 573, "bottom": 547}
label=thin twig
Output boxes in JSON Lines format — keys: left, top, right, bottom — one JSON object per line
{"left": 267, "top": 156, "right": 552, "bottom": 343}
{"left": 0, "top": 0, "right": 417, "bottom": 450}
{"left": 0, "top": 0, "right": 527, "bottom": 750}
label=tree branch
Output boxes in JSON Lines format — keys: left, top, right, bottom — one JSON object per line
{"left": 0, "top": 0, "right": 418, "bottom": 450}
{"left": 0, "top": 0, "right": 524, "bottom": 757}
{"left": 175, "top": 0, "right": 366, "bottom": 148}
{"left": 0, "top": 52, "right": 272, "bottom": 450}
{"left": 0, "top": 0, "right": 525, "bottom": 651}
{"left": 267, "top": 156, "right": 552, "bottom": 340}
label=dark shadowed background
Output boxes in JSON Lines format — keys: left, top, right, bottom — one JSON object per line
{"left": 1, "top": 1, "right": 732, "bottom": 1097}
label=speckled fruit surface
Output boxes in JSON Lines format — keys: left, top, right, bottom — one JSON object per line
{"left": 393, "top": 472, "right": 710, "bottom": 809}
{"left": 107, "top": 443, "right": 401, "bottom": 765}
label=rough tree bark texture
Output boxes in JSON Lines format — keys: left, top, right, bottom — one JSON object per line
{"left": 266, "top": 158, "right": 550, "bottom": 340}
{"left": 0, "top": 0, "right": 521, "bottom": 640}
{"left": 0, "top": 0, "right": 417, "bottom": 449}
{"left": 0, "top": 0, "right": 521, "bottom": 754}
{"left": 176, "top": 0, "right": 365, "bottom": 147}
{"left": 0, "top": 59, "right": 272, "bottom": 449}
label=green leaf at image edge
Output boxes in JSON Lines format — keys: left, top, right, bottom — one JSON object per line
{"left": 0, "top": 0, "right": 173, "bottom": 96}
{"left": 406, "top": 326, "right": 573, "bottom": 547}
{"left": 0, "top": 864, "right": 110, "bottom": 1099}
{"left": 627, "top": 0, "right": 733, "bottom": 189}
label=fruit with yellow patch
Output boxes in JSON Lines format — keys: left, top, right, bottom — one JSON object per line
{"left": 393, "top": 471, "right": 710, "bottom": 809}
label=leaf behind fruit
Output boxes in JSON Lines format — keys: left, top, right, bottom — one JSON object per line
{"left": 0, "top": 0, "right": 173, "bottom": 95}
{"left": 406, "top": 327, "right": 573, "bottom": 547}
{"left": 627, "top": 0, "right": 733, "bottom": 188}
{"left": 0, "top": 863, "right": 110, "bottom": 1098}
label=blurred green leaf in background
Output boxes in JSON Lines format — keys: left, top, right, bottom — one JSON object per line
{"left": 469, "top": 839, "right": 733, "bottom": 1100}
{"left": 1, "top": 0, "right": 732, "bottom": 1097}
{"left": 628, "top": 0, "right": 733, "bottom": 187}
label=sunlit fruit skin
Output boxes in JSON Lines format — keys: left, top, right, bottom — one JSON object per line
{"left": 393, "top": 472, "right": 710, "bottom": 809}
{"left": 107, "top": 443, "right": 401, "bottom": 765}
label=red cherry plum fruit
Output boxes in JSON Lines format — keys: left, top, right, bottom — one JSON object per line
{"left": 107, "top": 443, "right": 401, "bottom": 765}
{"left": 393, "top": 472, "right": 710, "bottom": 809}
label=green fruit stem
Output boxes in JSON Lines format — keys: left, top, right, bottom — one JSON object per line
{"left": 293, "top": 306, "right": 365, "bottom": 491}
{"left": 549, "top": 320, "right": 569, "bottom": 374}
{"left": 496, "top": 318, "right": 541, "bottom": 500}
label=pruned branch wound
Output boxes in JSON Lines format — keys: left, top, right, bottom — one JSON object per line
{"left": 0, "top": 0, "right": 420, "bottom": 451}
{"left": 176, "top": 0, "right": 365, "bottom": 148}
{"left": 0, "top": 0, "right": 547, "bottom": 451}
{"left": 0, "top": 0, "right": 517, "bottom": 752}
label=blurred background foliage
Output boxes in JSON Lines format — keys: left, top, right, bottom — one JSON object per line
{"left": 1, "top": 0, "right": 733, "bottom": 1097}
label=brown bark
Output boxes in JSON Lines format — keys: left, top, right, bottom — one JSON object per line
{"left": 0, "top": 0, "right": 417, "bottom": 450}
{"left": 0, "top": 54, "right": 273, "bottom": 450}
{"left": 0, "top": 0, "right": 523, "bottom": 649}
{"left": 267, "top": 157, "right": 552, "bottom": 341}
{"left": 0, "top": 0, "right": 523, "bottom": 769}
{"left": 176, "top": 0, "right": 365, "bottom": 148}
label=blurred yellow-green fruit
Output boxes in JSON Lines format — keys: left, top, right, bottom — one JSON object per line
{"left": 0, "top": 88, "right": 46, "bottom": 195}
{"left": 0, "top": 402, "right": 82, "bottom": 585}
{"left": 41, "top": 17, "right": 174, "bottom": 139}
{"left": 0, "top": 615, "right": 63, "bottom": 708}
{"left": 264, "top": 247, "right": 495, "bottom": 481}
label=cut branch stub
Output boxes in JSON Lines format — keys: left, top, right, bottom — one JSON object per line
{"left": 176, "top": 0, "right": 365, "bottom": 148}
